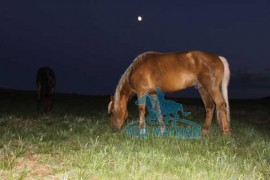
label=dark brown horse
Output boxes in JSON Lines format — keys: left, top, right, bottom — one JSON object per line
{"left": 108, "top": 51, "right": 231, "bottom": 135}
{"left": 36, "top": 67, "right": 56, "bottom": 113}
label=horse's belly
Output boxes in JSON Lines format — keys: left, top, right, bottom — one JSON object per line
{"left": 157, "top": 73, "right": 197, "bottom": 92}
{"left": 130, "top": 66, "right": 197, "bottom": 93}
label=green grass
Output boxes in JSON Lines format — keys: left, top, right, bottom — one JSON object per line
{"left": 0, "top": 90, "right": 269, "bottom": 179}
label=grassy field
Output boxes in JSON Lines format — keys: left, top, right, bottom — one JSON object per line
{"left": 0, "top": 90, "right": 269, "bottom": 179}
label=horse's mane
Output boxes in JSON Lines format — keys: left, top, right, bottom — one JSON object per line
{"left": 114, "top": 52, "right": 155, "bottom": 103}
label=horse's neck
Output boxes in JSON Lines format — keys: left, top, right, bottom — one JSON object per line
{"left": 115, "top": 80, "right": 133, "bottom": 109}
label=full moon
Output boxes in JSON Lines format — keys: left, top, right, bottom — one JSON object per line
{"left": 137, "top": 16, "right": 142, "bottom": 22}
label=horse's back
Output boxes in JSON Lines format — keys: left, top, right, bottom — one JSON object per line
{"left": 141, "top": 51, "right": 221, "bottom": 66}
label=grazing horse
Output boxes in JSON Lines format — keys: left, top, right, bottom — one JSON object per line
{"left": 108, "top": 51, "right": 231, "bottom": 135}
{"left": 36, "top": 67, "right": 56, "bottom": 113}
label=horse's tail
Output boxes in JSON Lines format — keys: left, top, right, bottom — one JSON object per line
{"left": 219, "top": 56, "right": 230, "bottom": 123}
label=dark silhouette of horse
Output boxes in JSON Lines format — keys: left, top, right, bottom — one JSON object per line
{"left": 36, "top": 67, "right": 56, "bottom": 113}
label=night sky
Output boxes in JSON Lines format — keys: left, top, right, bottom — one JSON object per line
{"left": 0, "top": 0, "right": 269, "bottom": 98}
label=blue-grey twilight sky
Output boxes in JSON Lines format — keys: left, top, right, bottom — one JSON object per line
{"left": 0, "top": 0, "right": 269, "bottom": 98}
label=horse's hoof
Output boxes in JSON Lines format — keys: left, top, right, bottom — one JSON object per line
{"left": 222, "top": 130, "right": 232, "bottom": 136}
{"left": 202, "top": 128, "right": 209, "bottom": 135}
{"left": 139, "top": 128, "right": 147, "bottom": 135}
{"left": 160, "top": 126, "right": 166, "bottom": 134}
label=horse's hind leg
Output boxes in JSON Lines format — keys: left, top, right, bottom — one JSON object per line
{"left": 198, "top": 84, "right": 215, "bottom": 135}
{"left": 207, "top": 88, "right": 231, "bottom": 135}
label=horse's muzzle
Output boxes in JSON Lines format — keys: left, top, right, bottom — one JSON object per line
{"left": 111, "top": 126, "right": 121, "bottom": 133}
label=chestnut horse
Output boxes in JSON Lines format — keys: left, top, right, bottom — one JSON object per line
{"left": 36, "top": 67, "right": 56, "bottom": 113}
{"left": 108, "top": 51, "right": 231, "bottom": 135}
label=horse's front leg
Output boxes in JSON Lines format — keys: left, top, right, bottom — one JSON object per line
{"left": 138, "top": 104, "right": 146, "bottom": 133}
{"left": 150, "top": 94, "right": 165, "bottom": 133}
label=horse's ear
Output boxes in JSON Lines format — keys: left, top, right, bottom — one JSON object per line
{"left": 108, "top": 101, "right": 113, "bottom": 114}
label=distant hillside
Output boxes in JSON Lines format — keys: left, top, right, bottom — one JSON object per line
{"left": 0, "top": 88, "right": 269, "bottom": 101}
{"left": 262, "top": 96, "right": 270, "bottom": 100}
{"left": 0, "top": 88, "right": 109, "bottom": 99}
{"left": 0, "top": 88, "right": 32, "bottom": 93}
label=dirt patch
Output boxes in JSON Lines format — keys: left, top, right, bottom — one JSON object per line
{"left": 4, "top": 154, "right": 64, "bottom": 179}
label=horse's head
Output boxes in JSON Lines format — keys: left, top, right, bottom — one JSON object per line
{"left": 108, "top": 96, "right": 128, "bottom": 132}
